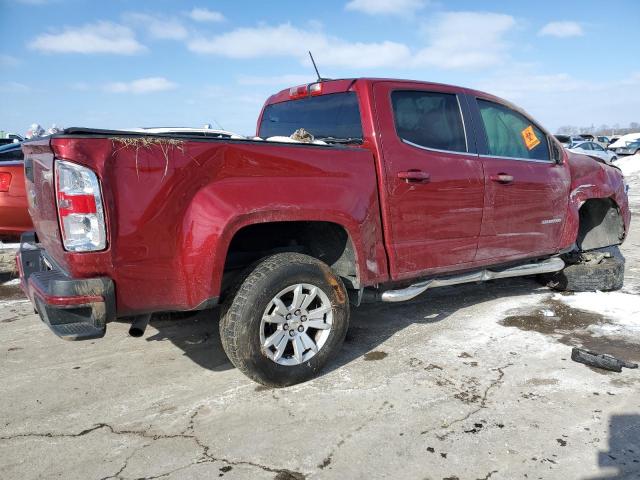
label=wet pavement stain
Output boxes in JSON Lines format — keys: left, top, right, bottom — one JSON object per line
{"left": 500, "top": 298, "right": 640, "bottom": 365}
{"left": 0, "top": 281, "right": 26, "bottom": 302}
{"left": 363, "top": 351, "right": 388, "bottom": 361}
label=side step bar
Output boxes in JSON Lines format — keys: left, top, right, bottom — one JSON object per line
{"left": 381, "top": 257, "right": 565, "bottom": 303}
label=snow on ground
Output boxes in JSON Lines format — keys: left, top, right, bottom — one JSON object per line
{"left": 554, "top": 291, "right": 640, "bottom": 342}
{"left": 615, "top": 153, "right": 640, "bottom": 177}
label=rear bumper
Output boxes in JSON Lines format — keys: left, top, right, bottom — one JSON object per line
{"left": 17, "top": 232, "right": 115, "bottom": 340}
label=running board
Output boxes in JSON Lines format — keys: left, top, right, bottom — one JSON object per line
{"left": 381, "top": 257, "right": 565, "bottom": 303}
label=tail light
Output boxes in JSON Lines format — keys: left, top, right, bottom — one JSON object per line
{"left": 0, "top": 172, "right": 11, "bottom": 192}
{"left": 289, "top": 84, "right": 308, "bottom": 99}
{"left": 289, "top": 83, "right": 323, "bottom": 99}
{"left": 309, "top": 82, "right": 322, "bottom": 95}
{"left": 55, "top": 160, "right": 106, "bottom": 252}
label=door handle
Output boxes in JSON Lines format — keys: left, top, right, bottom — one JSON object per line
{"left": 490, "top": 173, "right": 514, "bottom": 184}
{"left": 397, "top": 170, "right": 430, "bottom": 183}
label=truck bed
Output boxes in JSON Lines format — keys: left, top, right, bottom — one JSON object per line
{"left": 22, "top": 129, "right": 385, "bottom": 315}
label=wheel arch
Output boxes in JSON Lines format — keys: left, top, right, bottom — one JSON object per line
{"left": 210, "top": 214, "right": 368, "bottom": 300}
{"left": 576, "top": 197, "right": 626, "bottom": 251}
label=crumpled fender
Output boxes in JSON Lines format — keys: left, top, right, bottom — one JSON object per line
{"left": 558, "top": 152, "right": 631, "bottom": 250}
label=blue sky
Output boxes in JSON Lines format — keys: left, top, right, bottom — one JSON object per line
{"left": 1, "top": 0, "right": 639, "bottom": 135}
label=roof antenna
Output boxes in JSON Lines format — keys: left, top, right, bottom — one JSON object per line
{"left": 308, "top": 51, "right": 326, "bottom": 82}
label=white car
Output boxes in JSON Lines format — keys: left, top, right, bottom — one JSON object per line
{"left": 126, "top": 126, "right": 245, "bottom": 139}
{"left": 568, "top": 141, "right": 617, "bottom": 164}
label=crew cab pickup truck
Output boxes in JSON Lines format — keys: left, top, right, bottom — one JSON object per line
{"left": 18, "top": 78, "right": 630, "bottom": 386}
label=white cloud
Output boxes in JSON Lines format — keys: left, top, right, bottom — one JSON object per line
{"left": 345, "top": 0, "right": 427, "bottom": 15}
{"left": 538, "top": 21, "right": 583, "bottom": 38}
{"left": 188, "top": 14, "right": 515, "bottom": 71}
{"left": 124, "top": 13, "right": 188, "bottom": 40}
{"left": 104, "top": 77, "right": 177, "bottom": 94}
{"left": 414, "top": 12, "right": 516, "bottom": 69}
{"left": 188, "top": 23, "right": 411, "bottom": 69}
{"left": 29, "top": 22, "right": 146, "bottom": 54}
{"left": 188, "top": 8, "right": 225, "bottom": 22}
{"left": 0, "top": 54, "right": 20, "bottom": 67}
{"left": 236, "top": 74, "right": 316, "bottom": 86}
{"left": 0, "top": 82, "right": 30, "bottom": 93}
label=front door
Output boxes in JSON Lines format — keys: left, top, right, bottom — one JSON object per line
{"left": 470, "top": 96, "right": 571, "bottom": 262}
{"left": 373, "top": 82, "right": 485, "bottom": 280}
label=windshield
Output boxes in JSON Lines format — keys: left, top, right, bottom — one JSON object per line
{"left": 259, "top": 92, "right": 363, "bottom": 142}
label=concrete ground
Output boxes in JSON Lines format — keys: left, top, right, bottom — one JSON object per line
{"left": 1, "top": 183, "right": 639, "bottom": 480}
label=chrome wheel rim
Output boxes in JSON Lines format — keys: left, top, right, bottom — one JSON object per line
{"left": 260, "top": 283, "right": 333, "bottom": 366}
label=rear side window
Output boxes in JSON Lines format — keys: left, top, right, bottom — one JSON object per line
{"left": 258, "top": 92, "right": 362, "bottom": 141}
{"left": 477, "top": 100, "right": 550, "bottom": 161}
{"left": 391, "top": 91, "right": 467, "bottom": 153}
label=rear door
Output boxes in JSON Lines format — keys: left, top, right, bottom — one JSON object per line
{"left": 373, "top": 82, "right": 484, "bottom": 280}
{"left": 469, "top": 95, "right": 570, "bottom": 262}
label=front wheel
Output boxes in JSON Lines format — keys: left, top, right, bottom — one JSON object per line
{"left": 219, "top": 253, "right": 350, "bottom": 387}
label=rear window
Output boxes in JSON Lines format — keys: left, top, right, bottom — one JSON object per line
{"left": 0, "top": 145, "right": 23, "bottom": 161}
{"left": 258, "top": 92, "right": 362, "bottom": 141}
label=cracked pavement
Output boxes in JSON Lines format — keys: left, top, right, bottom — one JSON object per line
{"left": 2, "top": 179, "right": 640, "bottom": 479}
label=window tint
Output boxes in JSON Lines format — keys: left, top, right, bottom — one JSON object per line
{"left": 477, "top": 100, "right": 550, "bottom": 161}
{"left": 391, "top": 91, "right": 467, "bottom": 152}
{"left": 259, "top": 92, "right": 362, "bottom": 140}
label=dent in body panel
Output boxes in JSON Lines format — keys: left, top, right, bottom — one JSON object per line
{"left": 558, "top": 153, "right": 630, "bottom": 251}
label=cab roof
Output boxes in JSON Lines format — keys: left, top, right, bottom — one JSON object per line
{"left": 263, "top": 77, "right": 498, "bottom": 107}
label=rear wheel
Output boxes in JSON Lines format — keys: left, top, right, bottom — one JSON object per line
{"left": 540, "top": 246, "right": 624, "bottom": 292}
{"left": 219, "top": 253, "right": 350, "bottom": 387}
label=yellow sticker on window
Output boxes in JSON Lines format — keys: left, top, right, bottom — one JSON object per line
{"left": 521, "top": 125, "right": 541, "bottom": 150}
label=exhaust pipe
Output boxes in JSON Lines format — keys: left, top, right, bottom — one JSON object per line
{"left": 381, "top": 257, "right": 565, "bottom": 303}
{"left": 128, "top": 314, "right": 152, "bottom": 337}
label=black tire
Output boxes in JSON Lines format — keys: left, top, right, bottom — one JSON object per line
{"left": 219, "top": 252, "right": 349, "bottom": 387}
{"left": 541, "top": 246, "right": 625, "bottom": 292}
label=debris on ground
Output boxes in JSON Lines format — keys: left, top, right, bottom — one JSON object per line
{"left": 571, "top": 347, "right": 638, "bottom": 372}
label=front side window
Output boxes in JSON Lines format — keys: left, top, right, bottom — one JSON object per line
{"left": 391, "top": 91, "right": 467, "bottom": 153}
{"left": 580, "top": 143, "right": 593, "bottom": 150}
{"left": 477, "top": 99, "right": 550, "bottom": 161}
{"left": 592, "top": 143, "right": 604, "bottom": 151}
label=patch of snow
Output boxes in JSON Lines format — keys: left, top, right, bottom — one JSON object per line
{"left": 2, "top": 278, "right": 20, "bottom": 286}
{"left": 541, "top": 309, "right": 555, "bottom": 317}
{"left": 554, "top": 291, "right": 640, "bottom": 342}
{"left": 615, "top": 153, "right": 640, "bottom": 177}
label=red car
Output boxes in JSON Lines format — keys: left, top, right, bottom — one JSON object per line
{"left": 0, "top": 143, "right": 32, "bottom": 240}
{"left": 18, "top": 78, "right": 630, "bottom": 386}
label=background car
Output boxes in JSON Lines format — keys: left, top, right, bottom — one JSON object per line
{"left": 568, "top": 141, "right": 617, "bottom": 164}
{"left": 555, "top": 134, "right": 584, "bottom": 148}
{"left": 126, "top": 126, "right": 245, "bottom": 139}
{"left": 0, "top": 143, "right": 32, "bottom": 241}
{"left": 579, "top": 134, "right": 595, "bottom": 142}
{"left": 615, "top": 139, "right": 640, "bottom": 156}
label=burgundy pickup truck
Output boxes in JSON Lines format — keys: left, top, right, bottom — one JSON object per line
{"left": 18, "top": 78, "right": 630, "bottom": 386}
